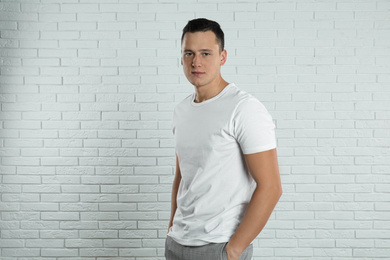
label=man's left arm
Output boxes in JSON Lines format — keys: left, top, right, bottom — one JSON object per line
{"left": 226, "top": 148, "right": 282, "bottom": 260}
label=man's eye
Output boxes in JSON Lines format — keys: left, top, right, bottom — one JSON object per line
{"left": 185, "top": 53, "right": 192, "bottom": 56}
{"left": 203, "top": 53, "right": 210, "bottom": 56}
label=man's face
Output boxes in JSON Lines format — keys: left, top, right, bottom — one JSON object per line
{"left": 181, "top": 31, "right": 227, "bottom": 88}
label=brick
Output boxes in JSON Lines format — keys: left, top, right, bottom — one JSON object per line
{"left": 98, "top": 148, "right": 137, "bottom": 157}
{"left": 40, "top": 230, "right": 78, "bottom": 239}
{"left": 275, "top": 248, "right": 314, "bottom": 257}
{"left": 41, "top": 212, "right": 79, "bottom": 221}
{"left": 63, "top": 75, "right": 101, "bottom": 84}
{"left": 0, "top": 239, "right": 24, "bottom": 247}
{"left": 3, "top": 193, "right": 40, "bottom": 203}
{"left": 74, "top": 215, "right": 125, "bottom": 227}
{"left": 119, "top": 248, "right": 156, "bottom": 257}
{"left": 60, "top": 203, "right": 98, "bottom": 212}
{"left": 2, "top": 248, "right": 40, "bottom": 257}
{"left": 99, "top": 4, "right": 137, "bottom": 12}
{"left": 80, "top": 194, "right": 118, "bottom": 203}
{"left": 66, "top": 238, "right": 102, "bottom": 247}
{"left": 41, "top": 248, "right": 78, "bottom": 257}
{"left": 139, "top": 4, "right": 177, "bottom": 12}
{"left": 80, "top": 248, "right": 118, "bottom": 257}
{"left": 99, "top": 203, "right": 136, "bottom": 212}
{"left": 41, "top": 194, "right": 79, "bottom": 202}
{"left": 119, "top": 230, "right": 157, "bottom": 239}
{"left": 99, "top": 221, "right": 137, "bottom": 230}
{"left": 79, "top": 230, "right": 118, "bottom": 239}
{"left": 3, "top": 175, "right": 41, "bottom": 184}
{"left": 335, "top": 220, "right": 372, "bottom": 229}
{"left": 138, "top": 221, "right": 167, "bottom": 229}
{"left": 354, "top": 249, "right": 390, "bottom": 258}
{"left": 119, "top": 194, "right": 157, "bottom": 202}
{"left": 41, "top": 157, "right": 78, "bottom": 166}
{"left": 61, "top": 3, "right": 98, "bottom": 12}
{"left": 26, "top": 239, "right": 63, "bottom": 247}
{"left": 60, "top": 221, "right": 98, "bottom": 230}
{"left": 103, "top": 239, "right": 141, "bottom": 248}
{"left": 77, "top": 13, "right": 115, "bottom": 22}
{"left": 79, "top": 157, "right": 117, "bottom": 166}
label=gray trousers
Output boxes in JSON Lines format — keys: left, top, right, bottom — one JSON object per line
{"left": 165, "top": 235, "right": 253, "bottom": 260}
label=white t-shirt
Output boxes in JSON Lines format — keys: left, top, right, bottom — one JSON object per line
{"left": 168, "top": 83, "right": 277, "bottom": 246}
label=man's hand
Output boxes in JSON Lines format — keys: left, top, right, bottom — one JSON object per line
{"left": 226, "top": 242, "right": 241, "bottom": 260}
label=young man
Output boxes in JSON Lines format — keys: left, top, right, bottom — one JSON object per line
{"left": 165, "top": 18, "right": 282, "bottom": 260}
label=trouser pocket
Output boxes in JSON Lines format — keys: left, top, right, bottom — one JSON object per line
{"left": 222, "top": 243, "right": 253, "bottom": 260}
{"left": 239, "top": 243, "right": 253, "bottom": 260}
{"left": 221, "top": 242, "right": 228, "bottom": 260}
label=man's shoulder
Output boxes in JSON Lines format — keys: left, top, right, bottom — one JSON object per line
{"left": 173, "top": 93, "right": 193, "bottom": 110}
{"left": 229, "top": 84, "right": 262, "bottom": 109}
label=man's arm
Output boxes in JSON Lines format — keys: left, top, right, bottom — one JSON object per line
{"left": 226, "top": 148, "right": 282, "bottom": 260}
{"left": 168, "top": 154, "right": 181, "bottom": 232}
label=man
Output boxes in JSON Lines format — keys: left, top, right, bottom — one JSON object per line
{"left": 165, "top": 18, "right": 282, "bottom": 260}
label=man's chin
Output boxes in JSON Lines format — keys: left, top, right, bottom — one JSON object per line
{"left": 188, "top": 80, "right": 205, "bottom": 88}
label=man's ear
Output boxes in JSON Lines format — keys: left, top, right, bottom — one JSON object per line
{"left": 220, "top": 49, "right": 227, "bottom": 65}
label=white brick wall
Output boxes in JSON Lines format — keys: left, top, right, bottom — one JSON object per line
{"left": 1, "top": 0, "right": 389, "bottom": 259}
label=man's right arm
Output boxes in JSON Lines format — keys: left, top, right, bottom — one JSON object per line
{"left": 168, "top": 154, "right": 181, "bottom": 232}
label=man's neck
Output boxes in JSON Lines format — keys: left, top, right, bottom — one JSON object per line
{"left": 193, "top": 78, "right": 229, "bottom": 103}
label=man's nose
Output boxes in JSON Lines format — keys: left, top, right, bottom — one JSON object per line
{"left": 192, "top": 55, "right": 201, "bottom": 67}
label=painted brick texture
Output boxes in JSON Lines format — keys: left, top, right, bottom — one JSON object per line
{"left": 1, "top": 0, "right": 390, "bottom": 259}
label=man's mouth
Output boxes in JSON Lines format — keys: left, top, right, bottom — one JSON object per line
{"left": 192, "top": 72, "right": 205, "bottom": 76}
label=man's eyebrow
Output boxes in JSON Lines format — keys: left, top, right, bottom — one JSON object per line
{"left": 183, "top": 49, "right": 214, "bottom": 52}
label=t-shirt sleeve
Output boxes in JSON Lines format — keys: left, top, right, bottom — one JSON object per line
{"left": 232, "top": 96, "right": 277, "bottom": 154}
{"left": 172, "top": 107, "right": 176, "bottom": 136}
{"left": 172, "top": 119, "right": 175, "bottom": 136}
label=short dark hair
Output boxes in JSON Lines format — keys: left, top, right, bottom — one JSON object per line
{"left": 181, "top": 18, "right": 225, "bottom": 52}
